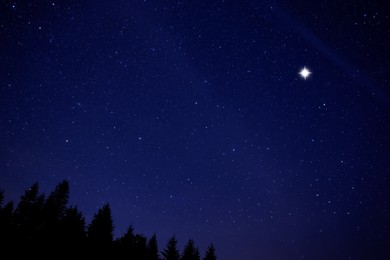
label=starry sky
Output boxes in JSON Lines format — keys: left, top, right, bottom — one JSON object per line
{"left": 1, "top": 1, "right": 389, "bottom": 259}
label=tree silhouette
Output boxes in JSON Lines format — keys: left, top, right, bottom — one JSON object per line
{"left": 0, "top": 201, "right": 13, "bottom": 233}
{"left": 0, "top": 190, "right": 14, "bottom": 251}
{"left": 162, "top": 236, "right": 180, "bottom": 260}
{"left": 203, "top": 244, "right": 217, "bottom": 260}
{"left": 44, "top": 180, "right": 69, "bottom": 220}
{"left": 147, "top": 233, "right": 159, "bottom": 260}
{"left": 13, "top": 182, "right": 45, "bottom": 242}
{"left": 0, "top": 181, "right": 217, "bottom": 259}
{"left": 88, "top": 203, "right": 114, "bottom": 244}
{"left": 182, "top": 239, "right": 200, "bottom": 260}
{"left": 87, "top": 203, "right": 114, "bottom": 256}
{"left": 0, "top": 189, "right": 4, "bottom": 208}
{"left": 11, "top": 182, "right": 46, "bottom": 257}
{"left": 134, "top": 234, "right": 148, "bottom": 259}
{"left": 63, "top": 206, "right": 86, "bottom": 244}
{"left": 115, "top": 225, "right": 136, "bottom": 259}
{"left": 42, "top": 180, "right": 70, "bottom": 245}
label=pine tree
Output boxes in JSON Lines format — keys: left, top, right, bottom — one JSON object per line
{"left": 0, "top": 189, "right": 13, "bottom": 242}
{"left": 44, "top": 180, "right": 69, "bottom": 220}
{"left": 13, "top": 182, "right": 45, "bottom": 257}
{"left": 14, "top": 182, "right": 45, "bottom": 241}
{"left": 116, "top": 225, "right": 136, "bottom": 258}
{"left": 88, "top": 203, "right": 114, "bottom": 243}
{"left": 0, "top": 201, "right": 14, "bottom": 230}
{"left": 62, "top": 206, "right": 86, "bottom": 244}
{"left": 0, "top": 198, "right": 14, "bottom": 252}
{"left": 147, "top": 233, "right": 159, "bottom": 260}
{"left": 0, "top": 189, "right": 4, "bottom": 209}
{"left": 0, "top": 182, "right": 219, "bottom": 259}
{"left": 203, "top": 244, "right": 217, "bottom": 260}
{"left": 59, "top": 206, "right": 86, "bottom": 257}
{"left": 162, "top": 236, "right": 180, "bottom": 260}
{"left": 87, "top": 204, "right": 114, "bottom": 258}
{"left": 182, "top": 239, "right": 200, "bottom": 260}
{"left": 120, "top": 225, "right": 135, "bottom": 246}
{"left": 0, "top": 201, "right": 13, "bottom": 228}
{"left": 42, "top": 180, "right": 70, "bottom": 245}
{"left": 134, "top": 234, "right": 148, "bottom": 259}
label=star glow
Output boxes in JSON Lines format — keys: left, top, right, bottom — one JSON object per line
{"left": 299, "top": 67, "right": 311, "bottom": 80}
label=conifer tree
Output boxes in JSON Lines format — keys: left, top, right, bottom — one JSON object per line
{"left": 42, "top": 180, "right": 70, "bottom": 244}
{"left": 87, "top": 203, "right": 114, "bottom": 257}
{"left": 0, "top": 189, "right": 13, "bottom": 241}
{"left": 116, "top": 225, "right": 136, "bottom": 258}
{"left": 120, "top": 225, "right": 135, "bottom": 246}
{"left": 0, "top": 181, "right": 218, "bottom": 260}
{"left": 88, "top": 203, "right": 114, "bottom": 245}
{"left": 0, "top": 201, "right": 14, "bottom": 230}
{"left": 203, "top": 244, "right": 217, "bottom": 260}
{"left": 162, "top": 236, "right": 180, "bottom": 260}
{"left": 0, "top": 198, "right": 14, "bottom": 251}
{"left": 182, "top": 239, "right": 200, "bottom": 260}
{"left": 44, "top": 180, "right": 69, "bottom": 220}
{"left": 0, "top": 189, "right": 4, "bottom": 209}
{"left": 14, "top": 182, "right": 45, "bottom": 242}
{"left": 0, "top": 201, "right": 13, "bottom": 228}
{"left": 63, "top": 206, "right": 86, "bottom": 244}
{"left": 134, "top": 234, "right": 148, "bottom": 259}
{"left": 147, "top": 233, "right": 159, "bottom": 260}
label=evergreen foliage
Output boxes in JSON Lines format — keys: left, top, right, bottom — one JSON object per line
{"left": 203, "top": 244, "right": 217, "bottom": 260}
{"left": 0, "top": 181, "right": 217, "bottom": 259}
{"left": 182, "top": 239, "right": 200, "bottom": 260}
{"left": 162, "top": 236, "right": 180, "bottom": 260}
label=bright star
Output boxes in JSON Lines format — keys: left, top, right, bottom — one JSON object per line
{"left": 299, "top": 66, "right": 311, "bottom": 80}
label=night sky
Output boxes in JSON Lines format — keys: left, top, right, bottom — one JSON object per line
{"left": 1, "top": 1, "right": 390, "bottom": 259}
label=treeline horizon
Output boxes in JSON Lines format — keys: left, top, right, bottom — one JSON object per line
{"left": 0, "top": 180, "right": 217, "bottom": 259}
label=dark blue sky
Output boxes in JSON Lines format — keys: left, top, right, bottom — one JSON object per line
{"left": 1, "top": 1, "right": 389, "bottom": 259}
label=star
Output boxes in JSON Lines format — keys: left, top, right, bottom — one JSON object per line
{"left": 299, "top": 66, "right": 312, "bottom": 80}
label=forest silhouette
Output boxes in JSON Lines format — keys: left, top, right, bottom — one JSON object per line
{"left": 0, "top": 180, "right": 217, "bottom": 259}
